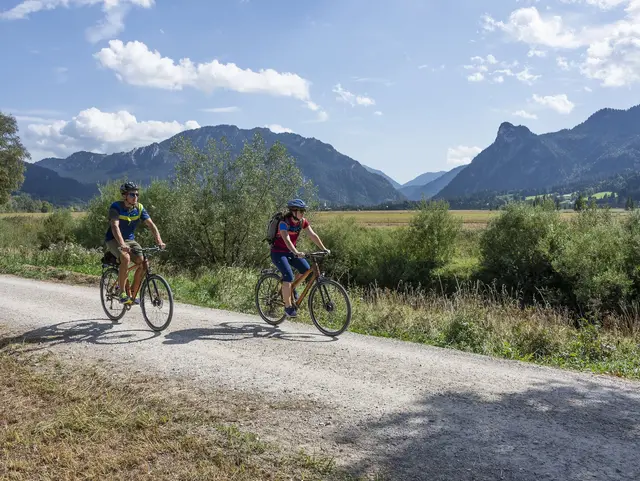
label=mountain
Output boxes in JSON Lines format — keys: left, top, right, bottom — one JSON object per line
{"left": 402, "top": 171, "right": 447, "bottom": 188}
{"left": 401, "top": 165, "right": 467, "bottom": 200}
{"left": 362, "top": 165, "right": 401, "bottom": 189}
{"left": 19, "top": 162, "right": 99, "bottom": 205}
{"left": 37, "top": 125, "right": 403, "bottom": 206}
{"left": 436, "top": 104, "right": 640, "bottom": 199}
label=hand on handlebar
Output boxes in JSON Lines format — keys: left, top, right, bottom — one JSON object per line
{"left": 295, "top": 251, "right": 305, "bottom": 258}
{"left": 118, "top": 245, "right": 131, "bottom": 254}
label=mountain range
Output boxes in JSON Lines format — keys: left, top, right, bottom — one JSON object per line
{"left": 15, "top": 103, "right": 640, "bottom": 208}
{"left": 35, "top": 125, "right": 404, "bottom": 207}
{"left": 436, "top": 104, "right": 640, "bottom": 199}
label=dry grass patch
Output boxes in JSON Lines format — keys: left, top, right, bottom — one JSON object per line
{"left": 0, "top": 341, "right": 353, "bottom": 481}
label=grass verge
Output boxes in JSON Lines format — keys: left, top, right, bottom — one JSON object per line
{"left": 0, "top": 245, "right": 638, "bottom": 381}
{"left": 0, "top": 338, "right": 360, "bottom": 481}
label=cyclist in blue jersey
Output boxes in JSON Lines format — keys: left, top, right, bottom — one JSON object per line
{"left": 104, "top": 182, "right": 165, "bottom": 305}
{"left": 271, "top": 198, "right": 330, "bottom": 318}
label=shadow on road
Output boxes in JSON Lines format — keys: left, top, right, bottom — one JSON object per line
{"left": 163, "top": 321, "right": 337, "bottom": 345}
{"left": 0, "top": 318, "right": 160, "bottom": 350}
{"left": 335, "top": 377, "right": 640, "bottom": 481}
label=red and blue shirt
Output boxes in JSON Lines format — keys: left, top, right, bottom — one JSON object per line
{"left": 271, "top": 215, "right": 309, "bottom": 253}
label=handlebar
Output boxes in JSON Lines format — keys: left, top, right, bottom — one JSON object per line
{"left": 118, "top": 245, "right": 166, "bottom": 255}
{"left": 304, "top": 250, "right": 330, "bottom": 259}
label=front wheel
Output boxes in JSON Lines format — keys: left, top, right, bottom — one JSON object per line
{"left": 308, "top": 278, "right": 352, "bottom": 337}
{"left": 100, "top": 268, "right": 127, "bottom": 321}
{"left": 140, "top": 274, "right": 174, "bottom": 331}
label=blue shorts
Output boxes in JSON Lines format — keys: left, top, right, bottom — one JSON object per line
{"left": 270, "top": 251, "right": 310, "bottom": 282}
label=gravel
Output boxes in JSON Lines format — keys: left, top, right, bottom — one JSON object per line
{"left": 1, "top": 274, "right": 639, "bottom": 481}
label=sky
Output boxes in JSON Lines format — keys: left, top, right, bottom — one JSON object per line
{"left": 1, "top": 0, "right": 640, "bottom": 185}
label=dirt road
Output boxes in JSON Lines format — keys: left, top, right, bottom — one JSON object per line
{"left": 1, "top": 274, "right": 638, "bottom": 480}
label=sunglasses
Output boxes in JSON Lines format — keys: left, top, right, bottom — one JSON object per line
{"left": 127, "top": 192, "right": 139, "bottom": 198}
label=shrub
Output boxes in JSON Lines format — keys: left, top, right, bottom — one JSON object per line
{"left": 37, "top": 209, "right": 76, "bottom": 249}
{"left": 479, "top": 201, "right": 564, "bottom": 302}
{"left": 552, "top": 207, "right": 631, "bottom": 315}
{"left": 404, "top": 199, "right": 462, "bottom": 283}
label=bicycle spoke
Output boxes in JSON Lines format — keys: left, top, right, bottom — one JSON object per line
{"left": 141, "top": 275, "right": 174, "bottom": 331}
{"left": 255, "top": 273, "right": 286, "bottom": 325}
{"left": 309, "top": 279, "right": 352, "bottom": 336}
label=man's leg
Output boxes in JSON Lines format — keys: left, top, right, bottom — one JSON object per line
{"left": 128, "top": 241, "right": 146, "bottom": 303}
{"left": 106, "top": 239, "right": 131, "bottom": 302}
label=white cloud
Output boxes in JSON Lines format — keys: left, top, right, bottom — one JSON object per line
{"left": 1, "top": 0, "right": 155, "bottom": 43}
{"left": 374, "top": 111, "right": 383, "bottom": 116}
{"left": 482, "top": 7, "right": 583, "bottom": 49}
{"left": 513, "top": 110, "right": 538, "bottom": 119}
{"left": 95, "top": 40, "right": 327, "bottom": 120}
{"left": 557, "top": 56, "right": 571, "bottom": 70}
{"left": 532, "top": 93, "right": 575, "bottom": 113}
{"left": 465, "top": 55, "right": 540, "bottom": 84}
{"left": 200, "top": 106, "right": 239, "bottom": 113}
{"left": 483, "top": 4, "right": 640, "bottom": 87}
{"left": 25, "top": 107, "right": 199, "bottom": 157}
{"left": 264, "top": 124, "right": 293, "bottom": 134}
{"left": 332, "top": 83, "right": 376, "bottom": 107}
{"left": 584, "top": 86, "right": 593, "bottom": 91}
{"left": 446, "top": 145, "right": 482, "bottom": 166}
{"left": 528, "top": 48, "right": 547, "bottom": 57}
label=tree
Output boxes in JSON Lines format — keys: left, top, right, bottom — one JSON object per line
{"left": 574, "top": 193, "right": 587, "bottom": 211}
{"left": 0, "top": 112, "right": 29, "bottom": 204}
{"left": 626, "top": 196, "right": 635, "bottom": 211}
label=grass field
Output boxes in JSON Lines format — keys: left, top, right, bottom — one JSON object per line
{"left": 2, "top": 208, "right": 630, "bottom": 228}
{"left": 315, "top": 208, "right": 629, "bottom": 227}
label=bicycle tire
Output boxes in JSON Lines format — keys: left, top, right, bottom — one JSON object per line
{"left": 140, "top": 274, "right": 174, "bottom": 331}
{"left": 308, "top": 278, "right": 352, "bottom": 337}
{"left": 255, "top": 272, "right": 286, "bottom": 326}
{"left": 100, "top": 268, "right": 127, "bottom": 321}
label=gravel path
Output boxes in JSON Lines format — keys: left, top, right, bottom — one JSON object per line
{"left": 1, "top": 274, "right": 639, "bottom": 481}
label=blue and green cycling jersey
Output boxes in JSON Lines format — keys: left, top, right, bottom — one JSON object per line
{"left": 105, "top": 201, "right": 150, "bottom": 242}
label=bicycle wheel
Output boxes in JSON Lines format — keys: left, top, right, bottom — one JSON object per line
{"left": 255, "top": 272, "right": 286, "bottom": 326}
{"left": 308, "top": 278, "right": 352, "bottom": 336}
{"left": 100, "top": 268, "right": 127, "bottom": 321}
{"left": 140, "top": 274, "right": 174, "bottom": 331}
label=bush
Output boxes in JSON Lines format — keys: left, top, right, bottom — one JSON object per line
{"left": 552, "top": 207, "right": 631, "bottom": 315}
{"left": 479, "top": 201, "right": 564, "bottom": 302}
{"left": 405, "top": 199, "right": 462, "bottom": 282}
{"left": 37, "top": 209, "right": 76, "bottom": 249}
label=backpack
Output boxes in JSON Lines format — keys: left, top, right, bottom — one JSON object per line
{"left": 265, "top": 212, "right": 285, "bottom": 245}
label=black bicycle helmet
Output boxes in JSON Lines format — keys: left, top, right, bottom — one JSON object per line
{"left": 120, "top": 181, "right": 139, "bottom": 195}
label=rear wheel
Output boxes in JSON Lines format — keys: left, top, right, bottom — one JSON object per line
{"left": 308, "top": 278, "right": 352, "bottom": 336}
{"left": 140, "top": 274, "right": 174, "bottom": 331}
{"left": 255, "top": 272, "right": 286, "bottom": 326}
{"left": 100, "top": 268, "right": 127, "bottom": 321}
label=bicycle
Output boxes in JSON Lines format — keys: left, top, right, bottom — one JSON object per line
{"left": 255, "top": 251, "right": 352, "bottom": 336}
{"left": 99, "top": 246, "right": 174, "bottom": 332}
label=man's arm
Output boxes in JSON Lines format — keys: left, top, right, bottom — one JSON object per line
{"left": 144, "top": 218, "right": 165, "bottom": 248}
{"left": 109, "top": 208, "right": 129, "bottom": 253}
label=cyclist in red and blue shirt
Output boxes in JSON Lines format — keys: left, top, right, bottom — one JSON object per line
{"left": 271, "top": 199, "right": 330, "bottom": 318}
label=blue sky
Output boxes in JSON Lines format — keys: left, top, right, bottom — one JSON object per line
{"left": 2, "top": 0, "right": 639, "bottom": 184}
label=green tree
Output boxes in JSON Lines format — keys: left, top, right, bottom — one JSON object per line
{"left": 0, "top": 112, "right": 29, "bottom": 204}
{"left": 574, "top": 193, "right": 587, "bottom": 211}
{"left": 625, "top": 196, "right": 635, "bottom": 211}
